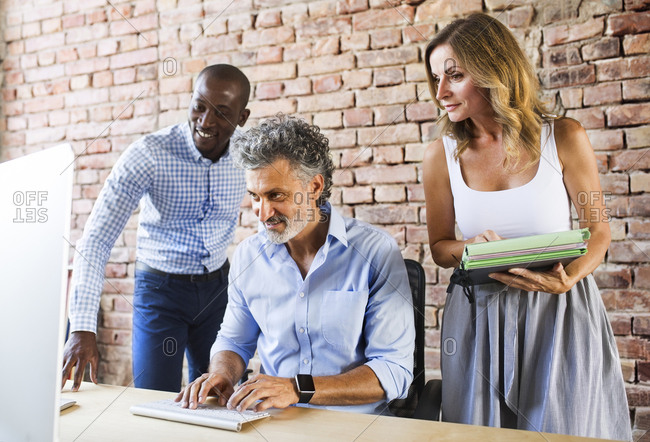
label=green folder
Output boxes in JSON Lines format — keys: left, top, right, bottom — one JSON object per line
{"left": 460, "top": 228, "right": 590, "bottom": 284}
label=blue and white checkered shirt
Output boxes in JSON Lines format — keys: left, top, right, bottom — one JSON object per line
{"left": 69, "top": 123, "right": 246, "bottom": 333}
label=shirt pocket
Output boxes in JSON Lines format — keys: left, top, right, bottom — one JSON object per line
{"left": 320, "top": 290, "right": 369, "bottom": 350}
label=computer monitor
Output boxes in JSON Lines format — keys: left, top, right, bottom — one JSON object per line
{"left": 0, "top": 144, "right": 74, "bottom": 441}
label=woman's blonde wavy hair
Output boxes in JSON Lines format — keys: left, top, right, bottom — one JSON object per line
{"left": 424, "top": 13, "right": 553, "bottom": 170}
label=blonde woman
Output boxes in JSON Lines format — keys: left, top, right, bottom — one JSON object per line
{"left": 423, "top": 13, "right": 630, "bottom": 439}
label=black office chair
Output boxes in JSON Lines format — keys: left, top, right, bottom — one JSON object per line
{"left": 388, "top": 258, "right": 426, "bottom": 417}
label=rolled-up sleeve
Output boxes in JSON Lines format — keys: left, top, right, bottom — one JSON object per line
{"left": 361, "top": 238, "right": 415, "bottom": 402}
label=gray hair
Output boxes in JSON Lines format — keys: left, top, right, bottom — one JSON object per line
{"left": 231, "top": 114, "right": 334, "bottom": 207}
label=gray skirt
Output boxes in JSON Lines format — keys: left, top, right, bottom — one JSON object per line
{"left": 441, "top": 273, "right": 631, "bottom": 441}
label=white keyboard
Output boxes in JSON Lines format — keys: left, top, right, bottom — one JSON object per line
{"left": 129, "top": 399, "right": 271, "bottom": 432}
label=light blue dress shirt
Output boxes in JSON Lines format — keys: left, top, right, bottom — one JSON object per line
{"left": 69, "top": 123, "right": 246, "bottom": 332}
{"left": 212, "top": 204, "right": 415, "bottom": 414}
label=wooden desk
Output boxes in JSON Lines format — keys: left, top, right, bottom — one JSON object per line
{"left": 60, "top": 381, "right": 610, "bottom": 441}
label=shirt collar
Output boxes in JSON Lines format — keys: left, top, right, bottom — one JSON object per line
{"left": 183, "top": 122, "right": 233, "bottom": 164}
{"left": 257, "top": 202, "right": 349, "bottom": 259}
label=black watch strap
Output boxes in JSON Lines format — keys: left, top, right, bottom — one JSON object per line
{"left": 295, "top": 374, "right": 315, "bottom": 404}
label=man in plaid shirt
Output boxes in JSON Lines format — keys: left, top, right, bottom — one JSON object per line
{"left": 61, "top": 64, "right": 251, "bottom": 392}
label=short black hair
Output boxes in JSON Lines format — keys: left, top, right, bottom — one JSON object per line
{"left": 197, "top": 64, "right": 251, "bottom": 109}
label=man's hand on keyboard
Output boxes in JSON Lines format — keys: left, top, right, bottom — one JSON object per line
{"left": 228, "top": 373, "right": 300, "bottom": 412}
{"left": 175, "top": 373, "right": 234, "bottom": 409}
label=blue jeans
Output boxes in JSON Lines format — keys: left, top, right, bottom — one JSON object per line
{"left": 132, "top": 262, "right": 229, "bottom": 392}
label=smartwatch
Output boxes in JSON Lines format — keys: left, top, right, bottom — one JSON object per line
{"left": 295, "top": 374, "right": 315, "bottom": 404}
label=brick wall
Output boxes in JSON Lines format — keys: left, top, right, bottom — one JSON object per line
{"left": 1, "top": 0, "right": 648, "bottom": 434}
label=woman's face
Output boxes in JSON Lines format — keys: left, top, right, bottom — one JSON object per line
{"left": 428, "top": 44, "right": 493, "bottom": 123}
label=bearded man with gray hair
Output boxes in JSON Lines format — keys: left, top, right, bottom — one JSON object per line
{"left": 176, "top": 114, "right": 414, "bottom": 415}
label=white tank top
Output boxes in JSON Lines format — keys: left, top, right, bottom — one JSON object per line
{"left": 443, "top": 121, "right": 572, "bottom": 240}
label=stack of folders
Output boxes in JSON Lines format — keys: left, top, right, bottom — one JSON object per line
{"left": 461, "top": 228, "right": 590, "bottom": 285}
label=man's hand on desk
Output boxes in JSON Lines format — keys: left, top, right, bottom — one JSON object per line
{"left": 175, "top": 373, "right": 235, "bottom": 409}
{"left": 61, "top": 331, "right": 99, "bottom": 391}
{"left": 228, "top": 373, "right": 299, "bottom": 412}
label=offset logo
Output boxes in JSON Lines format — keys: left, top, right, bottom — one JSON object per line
{"left": 13, "top": 191, "right": 48, "bottom": 223}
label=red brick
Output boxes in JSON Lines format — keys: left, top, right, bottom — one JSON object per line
{"left": 332, "top": 169, "right": 354, "bottom": 186}
{"left": 559, "top": 88, "right": 583, "bottom": 109}
{"left": 313, "top": 111, "right": 342, "bottom": 129}
{"left": 543, "top": 46, "right": 582, "bottom": 67}
{"left": 357, "top": 84, "right": 415, "bottom": 108}
{"left": 565, "top": 107, "right": 605, "bottom": 129}
{"left": 227, "top": 13, "right": 254, "bottom": 32}
{"left": 581, "top": 37, "right": 620, "bottom": 61}
{"left": 403, "top": 24, "right": 435, "bottom": 44}
{"left": 623, "top": 78, "right": 650, "bottom": 100}
{"left": 313, "top": 37, "right": 339, "bottom": 56}
{"left": 600, "top": 173, "right": 629, "bottom": 194}
{"left": 608, "top": 103, "right": 650, "bottom": 126}
{"left": 62, "top": 13, "right": 85, "bottom": 29}
{"left": 636, "top": 267, "right": 650, "bottom": 289}
{"left": 543, "top": 17, "right": 604, "bottom": 46}
{"left": 23, "top": 95, "right": 64, "bottom": 113}
{"left": 595, "top": 268, "right": 633, "bottom": 289}
{"left": 596, "top": 56, "right": 650, "bottom": 81}
{"left": 343, "top": 108, "right": 373, "bottom": 127}
{"left": 312, "top": 75, "right": 341, "bottom": 94}
{"left": 407, "top": 183, "right": 425, "bottom": 202}
{"left": 340, "top": 147, "right": 372, "bottom": 168}
{"left": 342, "top": 186, "right": 373, "bottom": 204}
{"left": 631, "top": 172, "right": 650, "bottom": 193}
{"left": 297, "top": 91, "right": 354, "bottom": 112}
{"left": 2, "top": 89, "right": 17, "bottom": 102}
{"left": 610, "top": 149, "right": 650, "bottom": 172}
{"left": 607, "top": 11, "right": 650, "bottom": 36}
{"left": 256, "top": 9, "right": 281, "bottom": 27}
{"left": 374, "top": 105, "right": 405, "bottom": 126}
{"left": 24, "top": 3, "right": 62, "bottom": 22}
{"left": 507, "top": 5, "right": 534, "bottom": 28}
{"left": 375, "top": 185, "right": 406, "bottom": 203}
{"left": 414, "top": 0, "right": 481, "bottom": 22}
{"left": 243, "top": 26, "right": 294, "bottom": 48}
{"left": 406, "top": 102, "right": 436, "bottom": 122}
{"left": 160, "top": 77, "right": 191, "bottom": 94}
{"left": 298, "top": 53, "right": 355, "bottom": 77}
{"left": 610, "top": 313, "right": 633, "bottom": 335}
{"left": 583, "top": 82, "right": 621, "bottom": 106}
{"left": 625, "top": 126, "right": 650, "bottom": 149}
{"left": 539, "top": 64, "right": 595, "bottom": 88}
{"left": 586, "top": 129, "right": 624, "bottom": 150}
{"left": 191, "top": 35, "right": 240, "bottom": 55}
{"left": 373, "top": 145, "right": 403, "bottom": 164}
{"left": 256, "top": 82, "right": 283, "bottom": 100}
{"left": 374, "top": 68, "right": 403, "bottom": 87}
{"left": 282, "top": 42, "right": 311, "bottom": 62}
{"left": 355, "top": 164, "right": 417, "bottom": 184}
{"left": 284, "top": 78, "right": 311, "bottom": 96}
{"left": 355, "top": 204, "right": 418, "bottom": 224}
{"left": 247, "top": 98, "right": 297, "bottom": 118}
{"left": 630, "top": 219, "right": 650, "bottom": 238}
{"left": 336, "top": 0, "right": 368, "bottom": 14}
{"left": 370, "top": 28, "right": 401, "bottom": 49}
{"left": 623, "top": 33, "right": 650, "bottom": 55}
{"left": 609, "top": 241, "right": 650, "bottom": 262}
{"left": 92, "top": 71, "right": 113, "bottom": 88}
{"left": 354, "top": 6, "right": 413, "bottom": 31}
{"left": 113, "top": 68, "right": 136, "bottom": 85}
{"left": 626, "top": 385, "right": 650, "bottom": 407}
{"left": 616, "top": 335, "right": 647, "bottom": 358}
{"left": 343, "top": 69, "right": 372, "bottom": 89}
{"left": 341, "top": 33, "right": 369, "bottom": 51}
{"left": 4, "top": 71, "right": 24, "bottom": 85}
{"left": 24, "top": 32, "right": 65, "bottom": 53}
{"left": 630, "top": 195, "right": 650, "bottom": 216}
{"left": 357, "top": 47, "right": 419, "bottom": 68}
